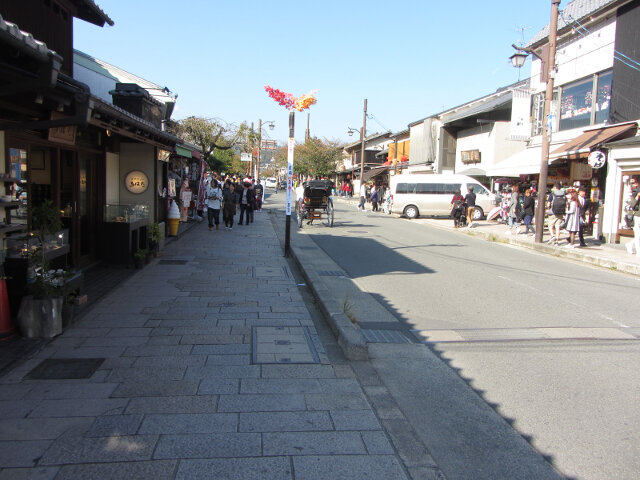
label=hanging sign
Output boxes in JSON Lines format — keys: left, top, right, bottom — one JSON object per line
{"left": 587, "top": 150, "right": 606, "bottom": 169}
{"left": 124, "top": 170, "right": 149, "bottom": 194}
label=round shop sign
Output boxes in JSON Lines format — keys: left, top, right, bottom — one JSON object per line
{"left": 588, "top": 150, "right": 606, "bottom": 169}
{"left": 124, "top": 170, "right": 149, "bottom": 194}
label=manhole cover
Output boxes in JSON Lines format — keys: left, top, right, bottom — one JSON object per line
{"left": 251, "top": 326, "right": 320, "bottom": 364}
{"left": 159, "top": 260, "right": 188, "bottom": 265}
{"left": 25, "top": 358, "right": 104, "bottom": 380}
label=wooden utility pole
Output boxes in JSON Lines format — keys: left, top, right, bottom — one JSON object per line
{"left": 534, "top": 0, "right": 561, "bottom": 243}
{"left": 359, "top": 99, "right": 367, "bottom": 187}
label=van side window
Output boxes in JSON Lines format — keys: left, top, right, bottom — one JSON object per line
{"left": 444, "top": 183, "right": 462, "bottom": 194}
{"left": 417, "top": 183, "right": 439, "bottom": 194}
{"left": 471, "top": 184, "right": 489, "bottom": 195}
{"left": 396, "top": 183, "right": 417, "bottom": 194}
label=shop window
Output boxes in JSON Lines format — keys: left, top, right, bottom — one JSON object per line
{"left": 559, "top": 70, "right": 612, "bottom": 131}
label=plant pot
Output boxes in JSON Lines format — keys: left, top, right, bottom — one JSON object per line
{"left": 62, "top": 303, "right": 76, "bottom": 328}
{"left": 134, "top": 258, "right": 144, "bottom": 269}
{"left": 16, "top": 295, "right": 63, "bottom": 338}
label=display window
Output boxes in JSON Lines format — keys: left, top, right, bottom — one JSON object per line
{"left": 559, "top": 70, "right": 612, "bottom": 131}
{"left": 618, "top": 172, "right": 640, "bottom": 236}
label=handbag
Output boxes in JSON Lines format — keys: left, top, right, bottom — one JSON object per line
{"left": 625, "top": 213, "right": 635, "bottom": 228}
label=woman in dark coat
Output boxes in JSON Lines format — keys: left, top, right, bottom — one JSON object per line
{"left": 522, "top": 188, "right": 536, "bottom": 235}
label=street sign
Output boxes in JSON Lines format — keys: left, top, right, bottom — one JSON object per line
{"left": 240, "top": 152, "right": 252, "bottom": 162}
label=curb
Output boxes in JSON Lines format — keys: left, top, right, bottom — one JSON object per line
{"left": 287, "top": 242, "right": 369, "bottom": 361}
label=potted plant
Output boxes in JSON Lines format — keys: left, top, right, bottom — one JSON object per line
{"left": 16, "top": 200, "right": 67, "bottom": 338}
{"left": 133, "top": 248, "right": 148, "bottom": 269}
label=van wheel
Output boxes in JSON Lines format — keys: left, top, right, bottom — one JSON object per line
{"left": 404, "top": 205, "right": 419, "bottom": 219}
{"left": 473, "top": 207, "right": 484, "bottom": 220}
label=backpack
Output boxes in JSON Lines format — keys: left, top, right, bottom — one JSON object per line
{"left": 551, "top": 194, "right": 566, "bottom": 215}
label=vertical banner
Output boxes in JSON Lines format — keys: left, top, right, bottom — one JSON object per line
{"left": 286, "top": 137, "right": 295, "bottom": 215}
{"left": 196, "top": 157, "right": 207, "bottom": 212}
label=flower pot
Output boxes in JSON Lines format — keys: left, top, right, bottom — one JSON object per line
{"left": 16, "top": 295, "right": 63, "bottom": 338}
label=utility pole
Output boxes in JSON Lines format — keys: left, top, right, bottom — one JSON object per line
{"left": 534, "top": 0, "right": 561, "bottom": 243}
{"left": 285, "top": 112, "right": 294, "bottom": 256}
{"left": 305, "top": 113, "right": 310, "bottom": 143}
{"left": 359, "top": 99, "right": 367, "bottom": 187}
{"left": 257, "top": 118, "right": 263, "bottom": 182}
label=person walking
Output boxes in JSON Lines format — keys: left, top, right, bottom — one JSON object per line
{"left": 522, "top": 188, "right": 536, "bottom": 235}
{"left": 370, "top": 184, "right": 379, "bottom": 212}
{"left": 222, "top": 180, "right": 236, "bottom": 230}
{"left": 238, "top": 182, "right": 255, "bottom": 226}
{"left": 450, "top": 189, "right": 465, "bottom": 228}
{"left": 578, "top": 188, "right": 590, "bottom": 247}
{"left": 358, "top": 182, "right": 367, "bottom": 211}
{"left": 546, "top": 182, "right": 566, "bottom": 245}
{"left": 465, "top": 185, "right": 476, "bottom": 228}
{"left": 506, "top": 185, "right": 519, "bottom": 234}
{"left": 205, "top": 179, "right": 222, "bottom": 231}
{"left": 254, "top": 180, "right": 264, "bottom": 212}
{"left": 564, "top": 190, "right": 581, "bottom": 247}
{"left": 625, "top": 176, "right": 640, "bottom": 256}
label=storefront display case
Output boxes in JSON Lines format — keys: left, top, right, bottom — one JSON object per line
{"left": 102, "top": 203, "right": 149, "bottom": 264}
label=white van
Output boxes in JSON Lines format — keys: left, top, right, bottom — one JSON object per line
{"left": 390, "top": 174, "right": 497, "bottom": 220}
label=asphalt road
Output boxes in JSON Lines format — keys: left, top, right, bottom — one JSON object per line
{"left": 266, "top": 192, "right": 640, "bottom": 480}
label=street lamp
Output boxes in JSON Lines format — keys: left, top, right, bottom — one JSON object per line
{"left": 509, "top": 0, "right": 561, "bottom": 243}
{"left": 256, "top": 119, "right": 275, "bottom": 182}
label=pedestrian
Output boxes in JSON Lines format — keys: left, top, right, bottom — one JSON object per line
{"left": 522, "top": 188, "right": 536, "bottom": 235}
{"left": 370, "top": 184, "right": 379, "bottom": 212}
{"left": 358, "top": 181, "right": 367, "bottom": 211}
{"left": 205, "top": 179, "right": 222, "bottom": 231}
{"left": 450, "top": 189, "right": 464, "bottom": 228}
{"left": 222, "top": 180, "right": 236, "bottom": 230}
{"left": 238, "top": 182, "right": 255, "bottom": 226}
{"left": 506, "top": 185, "right": 519, "bottom": 234}
{"left": 464, "top": 185, "right": 476, "bottom": 228}
{"left": 625, "top": 176, "right": 640, "bottom": 256}
{"left": 254, "top": 180, "right": 264, "bottom": 211}
{"left": 564, "top": 190, "right": 580, "bottom": 247}
{"left": 578, "top": 188, "right": 590, "bottom": 247}
{"left": 546, "top": 182, "right": 566, "bottom": 245}
{"left": 343, "top": 181, "right": 351, "bottom": 198}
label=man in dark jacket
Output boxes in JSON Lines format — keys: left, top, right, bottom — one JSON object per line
{"left": 464, "top": 186, "right": 476, "bottom": 228}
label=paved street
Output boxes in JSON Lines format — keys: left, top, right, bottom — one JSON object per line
{"left": 282, "top": 193, "right": 640, "bottom": 480}
{"left": 0, "top": 206, "right": 437, "bottom": 480}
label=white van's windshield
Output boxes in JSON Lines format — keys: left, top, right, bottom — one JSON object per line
{"left": 470, "top": 184, "right": 490, "bottom": 195}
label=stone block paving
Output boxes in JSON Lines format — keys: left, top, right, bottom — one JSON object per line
{"left": 0, "top": 211, "right": 421, "bottom": 479}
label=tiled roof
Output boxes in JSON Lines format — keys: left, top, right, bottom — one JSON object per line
{"left": 526, "top": 0, "right": 622, "bottom": 47}
{"left": 73, "top": 0, "right": 114, "bottom": 27}
{"left": 0, "top": 14, "right": 62, "bottom": 64}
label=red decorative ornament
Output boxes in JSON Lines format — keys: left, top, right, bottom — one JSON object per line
{"left": 265, "top": 85, "right": 317, "bottom": 111}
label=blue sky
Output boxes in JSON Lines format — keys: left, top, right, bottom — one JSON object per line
{"left": 74, "top": 1, "right": 552, "bottom": 144}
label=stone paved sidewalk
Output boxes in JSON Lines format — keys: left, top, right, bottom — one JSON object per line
{"left": 0, "top": 209, "right": 431, "bottom": 479}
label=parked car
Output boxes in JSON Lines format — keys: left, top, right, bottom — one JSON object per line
{"left": 279, "top": 180, "right": 287, "bottom": 189}
{"left": 265, "top": 177, "right": 277, "bottom": 189}
{"left": 390, "top": 174, "right": 497, "bottom": 220}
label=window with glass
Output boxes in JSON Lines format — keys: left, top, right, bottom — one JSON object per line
{"left": 559, "top": 70, "right": 612, "bottom": 131}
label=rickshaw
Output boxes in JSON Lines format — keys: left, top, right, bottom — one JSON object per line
{"left": 296, "top": 180, "right": 334, "bottom": 228}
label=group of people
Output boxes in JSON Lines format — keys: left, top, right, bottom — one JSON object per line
{"left": 357, "top": 182, "right": 390, "bottom": 213}
{"left": 498, "top": 182, "right": 591, "bottom": 248}
{"left": 450, "top": 186, "right": 478, "bottom": 228}
{"left": 204, "top": 175, "right": 264, "bottom": 231}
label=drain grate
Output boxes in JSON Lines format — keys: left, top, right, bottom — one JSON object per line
{"left": 317, "top": 270, "right": 345, "bottom": 277}
{"left": 159, "top": 260, "right": 188, "bottom": 265}
{"left": 25, "top": 358, "right": 104, "bottom": 380}
{"left": 361, "top": 329, "right": 412, "bottom": 344}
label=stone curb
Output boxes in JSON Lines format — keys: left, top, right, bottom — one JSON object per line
{"left": 287, "top": 243, "right": 369, "bottom": 361}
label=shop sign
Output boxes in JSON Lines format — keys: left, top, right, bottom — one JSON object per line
{"left": 461, "top": 149, "right": 481, "bottom": 164}
{"left": 588, "top": 150, "right": 606, "bottom": 169}
{"left": 124, "top": 170, "right": 149, "bottom": 194}
{"left": 240, "top": 153, "right": 252, "bottom": 162}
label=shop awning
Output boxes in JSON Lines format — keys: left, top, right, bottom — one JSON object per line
{"left": 485, "top": 147, "right": 542, "bottom": 177}
{"left": 456, "top": 166, "right": 486, "bottom": 176}
{"left": 361, "top": 166, "right": 389, "bottom": 182}
{"left": 175, "top": 145, "right": 193, "bottom": 158}
{"left": 549, "top": 122, "right": 638, "bottom": 160}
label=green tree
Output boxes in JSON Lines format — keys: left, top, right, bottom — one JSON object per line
{"left": 168, "top": 117, "right": 251, "bottom": 171}
{"left": 294, "top": 137, "right": 342, "bottom": 178}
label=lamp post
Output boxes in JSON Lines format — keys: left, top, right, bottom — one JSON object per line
{"left": 510, "top": 0, "right": 560, "bottom": 243}
{"left": 256, "top": 119, "right": 275, "bottom": 182}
